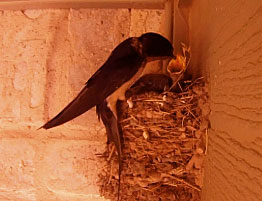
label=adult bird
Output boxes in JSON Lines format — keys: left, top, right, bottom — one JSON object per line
{"left": 41, "top": 32, "right": 175, "bottom": 131}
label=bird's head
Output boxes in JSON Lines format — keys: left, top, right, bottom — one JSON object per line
{"left": 138, "top": 32, "right": 175, "bottom": 60}
{"left": 167, "top": 54, "right": 186, "bottom": 74}
{"left": 166, "top": 43, "right": 191, "bottom": 91}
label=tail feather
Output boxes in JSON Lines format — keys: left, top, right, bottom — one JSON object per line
{"left": 41, "top": 86, "right": 97, "bottom": 129}
{"left": 96, "top": 100, "right": 122, "bottom": 200}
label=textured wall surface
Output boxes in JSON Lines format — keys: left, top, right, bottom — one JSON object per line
{"left": 0, "top": 8, "right": 168, "bottom": 200}
{"left": 189, "top": 0, "right": 262, "bottom": 200}
{"left": 2, "top": 1, "right": 261, "bottom": 200}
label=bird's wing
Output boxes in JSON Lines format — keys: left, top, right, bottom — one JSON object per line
{"left": 41, "top": 38, "right": 144, "bottom": 129}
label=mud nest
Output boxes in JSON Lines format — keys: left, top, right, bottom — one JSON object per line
{"left": 98, "top": 78, "right": 209, "bottom": 201}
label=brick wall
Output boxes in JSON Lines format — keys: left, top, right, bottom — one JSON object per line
{"left": 0, "top": 8, "right": 168, "bottom": 200}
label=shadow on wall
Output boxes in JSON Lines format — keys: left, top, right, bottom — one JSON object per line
{"left": 173, "top": 0, "right": 211, "bottom": 80}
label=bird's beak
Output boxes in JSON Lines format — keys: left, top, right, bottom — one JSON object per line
{"left": 166, "top": 43, "right": 191, "bottom": 91}
{"left": 168, "top": 43, "right": 191, "bottom": 75}
{"left": 167, "top": 54, "right": 186, "bottom": 75}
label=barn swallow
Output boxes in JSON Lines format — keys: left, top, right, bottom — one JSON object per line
{"left": 41, "top": 32, "right": 175, "bottom": 129}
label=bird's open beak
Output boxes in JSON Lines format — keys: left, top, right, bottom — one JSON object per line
{"left": 168, "top": 43, "right": 191, "bottom": 75}
{"left": 166, "top": 43, "right": 191, "bottom": 91}
{"left": 167, "top": 54, "right": 186, "bottom": 75}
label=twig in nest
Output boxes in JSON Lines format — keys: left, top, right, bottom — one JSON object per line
{"left": 107, "top": 145, "right": 115, "bottom": 162}
{"left": 185, "top": 77, "right": 204, "bottom": 90}
{"left": 107, "top": 159, "right": 114, "bottom": 185}
{"left": 162, "top": 173, "right": 201, "bottom": 191}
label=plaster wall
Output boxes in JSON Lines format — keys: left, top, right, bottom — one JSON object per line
{"left": 188, "top": 1, "right": 262, "bottom": 200}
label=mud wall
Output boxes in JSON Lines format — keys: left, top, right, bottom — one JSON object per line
{"left": 0, "top": 8, "right": 168, "bottom": 200}
{"left": 188, "top": 0, "right": 262, "bottom": 200}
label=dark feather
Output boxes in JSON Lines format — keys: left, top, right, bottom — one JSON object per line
{"left": 96, "top": 100, "right": 122, "bottom": 201}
